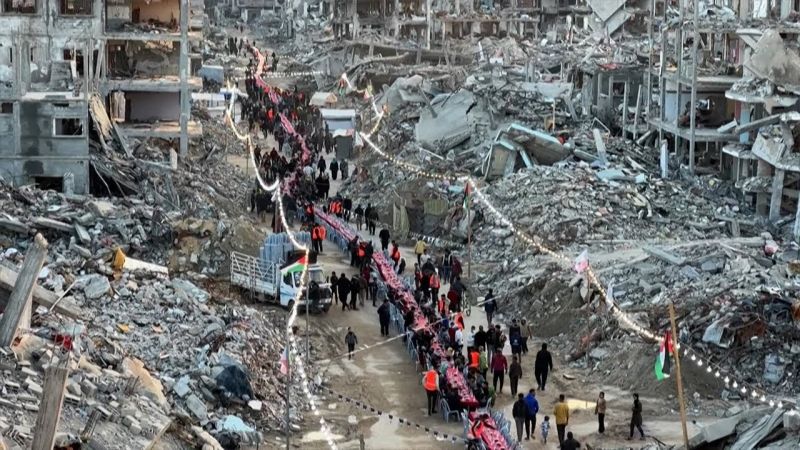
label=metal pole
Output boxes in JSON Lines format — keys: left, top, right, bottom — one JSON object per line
{"left": 467, "top": 213, "right": 472, "bottom": 279}
{"left": 285, "top": 332, "right": 291, "bottom": 450}
{"left": 668, "top": 303, "right": 691, "bottom": 449}
{"left": 305, "top": 272, "right": 310, "bottom": 366}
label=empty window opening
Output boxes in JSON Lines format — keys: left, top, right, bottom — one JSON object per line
{"left": 1, "top": 102, "right": 11, "bottom": 114}
{"left": 54, "top": 118, "right": 84, "bottom": 136}
{"left": 59, "top": 0, "right": 91, "bottom": 15}
{"left": 63, "top": 49, "right": 84, "bottom": 76}
{"left": 34, "top": 177, "right": 63, "bottom": 192}
{"left": 2, "top": 0, "right": 37, "bottom": 14}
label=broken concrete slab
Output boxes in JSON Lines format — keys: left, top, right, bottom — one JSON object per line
{"left": 81, "top": 275, "right": 111, "bottom": 299}
{"left": 0, "top": 217, "right": 31, "bottom": 234}
{"left": 643, "top": 245, "right": 686, "bottom": 266}
{"left": 32, "top": 217, "right": 73, "bottom": 233}
{"left": 185, "top": 394, "right": 208, "bottom": 420}
{"left": 86, "top": 200, "right": 117, "bottom": 218}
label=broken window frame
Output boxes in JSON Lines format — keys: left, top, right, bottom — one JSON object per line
{"left": 58, "top": 0, "right": 93, "bottom": 16}
{"left": 53, "top": 117, "right": 85, "bottom": 137}
{"left": 1, "top": 0, "right": 38, "bottom": 15}
{"left": 0, "top": 102, "right": 12, "bottom": 114}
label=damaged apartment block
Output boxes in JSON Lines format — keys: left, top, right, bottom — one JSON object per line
{"left": 0, "top": 0, "right": 202, "bottom": 195}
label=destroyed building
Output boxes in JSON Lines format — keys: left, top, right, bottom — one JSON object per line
{"left": 0, "top": 0, "right": 202, "bottom": 195}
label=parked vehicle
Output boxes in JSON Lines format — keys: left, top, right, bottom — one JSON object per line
{"left": 230, "top": 251, "right": 332, "bottom": 313}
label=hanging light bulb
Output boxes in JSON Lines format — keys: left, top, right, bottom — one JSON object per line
{"left": 691, "top": 354, "right": 697, "bottom": 361}
{"left": 741, "top": 387, "right": 747, "bottom": 394}
{"left": 714, "top": 371, "right": 720, "bottom": 378}
{"left": 706, "top": 366, "right": 712, "bottom": 373}
{"left": 697, "top": 360, "right": 703, "bottom": 367}
{"left": 732, "top": 381, "right": 738, "bottom": 388}
{"left": 760, "top": 396, "right": 766, "bottom": 402}
{"left": 769, "top": 400, "right": 775, "bottom": 407}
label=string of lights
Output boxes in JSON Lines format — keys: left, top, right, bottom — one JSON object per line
{"left": 224, "top": 87, "right": 339, "bottom": 448}
{"left": 261, "top": 70, "right": 325, "bottom": 78}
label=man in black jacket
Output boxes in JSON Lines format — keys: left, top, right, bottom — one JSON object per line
{"left": 338, "top": 273, "right": 351, "bottom": 311}
{"left": 534, "top": 343, "right": 553, "bottom": 391}
{"left": 379, "top": 228, "right": 390, "bottom": 252}
{"left": 512, "top": 394, "right": 527, "bottom": 442}
{"left": 377, "top": 299, "right": 391, "bottom": 336}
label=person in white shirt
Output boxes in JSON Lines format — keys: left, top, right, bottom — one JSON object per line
{"left": 454, "top": 327, "right": 464, "bottom": 356}
{"left": 466, "top": 325, "right": 476, "bottom": 351}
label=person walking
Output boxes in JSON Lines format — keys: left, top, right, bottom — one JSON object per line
{"left": 330, "top": 158, "right": 339, "bottom": 180}
{"left": 520, "top": 319, "right": 532, "bottom": 355}
{"left": 414, "top": 239, "right": 428, "bottom": 265}
{"left": 478, "top": 346, "right": 489, "bottom": 379}
{"left": 523, "top": 389, "right": 539, "bottom": 441}
{"left": 512, "top": 394, "right": 527, "bottom": 442}
{"left": 554, "top": 394, "right": 570, "bottom": 447}
{"left": 390, "top": 241, "right": 401, "bottom": 269}
{"left": 483, "top": 290, "right": 497, "bottom": 326}
{"left": 422, "top": 367, "right": 439, "bottom": 416}
{"left": 596, "top": 391, "right": 607, "bottom": 434}
{"left": 349, "top": 274, "right": 360, "bottom": 310}
{"left": 354, "top": 204, "right": 364, "bottom": 230}
{"left": 377, "top": 299, "right": 391, "bottom": 337}
{"left": 344, "top": 328, "right": 357, "bottom": 360}
{"left": 378, "top": 228, "right": 390, "bottom": 252}
{"left": 534, "top": 343, "right": 553, "bottom": 391}
{"left": 562, "top": 432, "right": 581, "bottom": 450}
{"left": 509, "top": 355, "right": 522, "bottom": 396}
{"left": 329, "top": 271, "right": 339, "bottom": 305}
{"left": 490, "top": 350, "right": 507, "bottom": 394}
{"left": 429, "top": 270, "right": 441, "bottom": 301}
{"left": 338, "top": 273, "right": 351, "bottom": 311}
{"left": 628, "top": 393, "right": 645, "bottom": 440}
{"left": 317, "top": 155, "right": 326, "bottom": 176}
{"left": 540, "top": 415, "right": 550, "bottom": 444}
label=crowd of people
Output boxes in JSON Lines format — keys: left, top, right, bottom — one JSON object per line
{"left": 238, "top": 45, "right": 651, "bottom": 450}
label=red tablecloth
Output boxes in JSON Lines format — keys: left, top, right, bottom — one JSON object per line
{"left": 248, "top": 46, "right": 310, "bottom": 193}
{"left": 468, "top": 412, "right": 509, "bottom": 450}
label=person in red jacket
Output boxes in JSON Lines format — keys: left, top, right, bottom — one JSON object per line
{"left": 390, "top": 241, "right": 401, "bottom": 268}
{"left": 490, "top": 350, "right": 508, "bottom": 394}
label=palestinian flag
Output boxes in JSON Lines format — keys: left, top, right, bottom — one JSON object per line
{"left": 281, "top": 255, "right": 308, "bottom": 275}
{"left": 463, "top": 183, "right": 473, "bottom": 211}
{"left": 655, "top": 332, "right": 673, "bottom": 381}
{"left": 279, "top": 348, "right": 289, "bottom": 375}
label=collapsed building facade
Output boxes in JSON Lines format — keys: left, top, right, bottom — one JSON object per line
{"left": 0, "top": 0, "right": 203, "bottom": 195}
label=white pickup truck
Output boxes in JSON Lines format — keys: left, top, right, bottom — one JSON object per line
{"left": 230, "top": 251, "right": 332, "bottom": 313}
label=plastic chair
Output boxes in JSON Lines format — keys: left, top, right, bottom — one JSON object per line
{"left": 440, "top": 398, "right": 460, "bottom": 423}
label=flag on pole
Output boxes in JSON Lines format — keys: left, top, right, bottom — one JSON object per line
{"left": 280, "top": 255, "right": 308, "bottom": 275}
{"left": 654, "top": 332, "right": 673, "bottom": 380}
{"left": 279, "top": 348, "right": 289, "bottom": 375}
{"left": 574, "top": 249, "right": 589, "bottom": 273}
{"left": 462, "top": 183, "right": 472, "bottom": 211}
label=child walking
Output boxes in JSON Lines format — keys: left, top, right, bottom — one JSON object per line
{"left": 345, "top": 328, "right": 358, "bottom": 360}
{"left": 541, "top": 415, "right": 551, "bottom": 444}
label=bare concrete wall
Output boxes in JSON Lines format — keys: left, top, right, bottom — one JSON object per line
{"left": 128, "top": 91, "right": 180, "bottom": 121}
{"left": 133, "top": 0, "right": 180, "bottom": 24}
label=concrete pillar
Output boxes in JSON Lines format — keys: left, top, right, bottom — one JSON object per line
{"left": 425, "top": 0, "right": 432, "bottom": 49}
{"left": 781, "top": 0, "right": 792, "bottom": 19}
{"left": 393, "top": 0, "right": 399, "bottom": 36}
{"left": 756, "top": 160, "right": 771, "bottom": 216}
{"left": 769, "top": 168, "right": 785, "bottom": 221}
{"left": 794, "top": 198, "right": 800, "bottom": 242}
{"left": 179, "top": 0, "right": 190, "bottom": 157}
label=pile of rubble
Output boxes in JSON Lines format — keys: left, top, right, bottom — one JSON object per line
{"left": 463, "top": 163, "right": 800, "bottom": 402}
